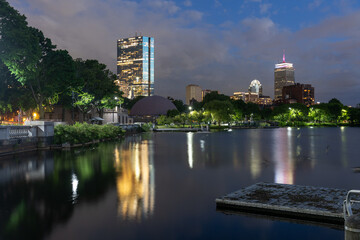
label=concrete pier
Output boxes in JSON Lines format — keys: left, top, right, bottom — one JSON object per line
{"left": 216, "top": 182, "right": 359, "bottom": 225}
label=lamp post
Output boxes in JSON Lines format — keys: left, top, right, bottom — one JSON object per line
{"left": 288, "top": 107, "right": 292, "bottom": 122}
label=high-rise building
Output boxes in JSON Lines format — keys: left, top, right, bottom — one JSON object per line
{"left": 186, "top": 84, "right": 202, "bottom": 105}
{"left": 282, "top": 83, "right": 315, "bottom": 107}
{"left": 117, "top": 36, "right": 154, "bottom": 99}
{"left": 249, "top": 79, "right": 263, "bottom": 95}
{"left": 274, "top": 52, "right": 294, "bottom": 100}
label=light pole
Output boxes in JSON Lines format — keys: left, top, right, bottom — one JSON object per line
{"left": 288, "top": 107, "right": 292, "bottom": 122}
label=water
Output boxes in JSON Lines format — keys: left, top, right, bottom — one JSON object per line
{"left": 1, "top": 127, "right": 360, "bottom": 240}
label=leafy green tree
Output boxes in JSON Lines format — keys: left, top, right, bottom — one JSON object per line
{"left": 174, "top": 113, "right": 188, "bottom": 127}
{"left": 156, "top": 115, "right": 172, "bottom": 125}
{"left": 288, "top": 103, "right": 308, "bottom": 122}
{"left": 327, "top": 103, "right": 342, "bottom": 123}
{"left": 349, "top": 108, "right": 360, "bottom": 125}
{"left": 245, "top": 102, "right": 261, "bottom": 120}
{"left": 204, "top": 100, "right": 233, "bottom": 125}
{"left": 338, "top": 107, "right": 350, "bottom": 123}
{"left": 74, "top": 92, "right": 95, "bottom": 120}
{"left": 0, "top": 0, "right": 41, "bottom": 84}
{"left": 172, "top": 99, "right": 187, "bottom": 113}
{"left": 167, "top": 109, "right": 180, "bottom": 118}
{"left": 28, "top": 48, "right": 76, "bottom": 118}
{"left": 231, "top": 109, "right": 243, "bottom": 125}
{"left": 74, "top": 59, "right": 120, "bottom": 118}
{"left": 328, "top": 98, "right": 343, "bottom": 106}
{"left": 0, "top": 60, "right": 36, "bottom": 114}
{"left": 202, "top": 92, "right": 230, "bottom": 104}
{"left": 261, "top": 108, "right": 272, "bottom": 120}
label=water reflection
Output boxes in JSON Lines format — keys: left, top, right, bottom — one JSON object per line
{"left": 71, "top": 173, "right": 79, "bottom": 204}
{"left": 187, "top": 132, "right": 194, "bottom": 169}
{"left": 341, "top": 127, "right": 348, "bottom": 168}
{"left": 0, "top": 152, "right": 53, "bottom": 184}
{"left": 273, "top": 128, "right": 294, "bottom": 184}
{"left": 114, "top": 137, "right": 155, "bottom": 221}
{"left": 249, "top": 130, "right": 261, "bottom": 179}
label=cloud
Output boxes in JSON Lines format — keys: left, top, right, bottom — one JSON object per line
{"left": 182, "top": 10, "right": 203, "bottom": 21}
{"left": 308, "top": 0, "right": 322, "bottom": 10}
{"left": 7, "top": 0, "right": 360, "bottom": 105}
{"left": 259, "top": 3, "right": 271, "bottom": 14}
{"left": 183, "top": 0, "right": 192, "bottom": 7}
{"left": 148, "top": 0, "right": 180, "bottom": 14}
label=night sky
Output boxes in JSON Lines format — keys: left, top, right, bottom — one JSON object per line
{"left": 9, "top": 0, "right": 360, "bottom": 105}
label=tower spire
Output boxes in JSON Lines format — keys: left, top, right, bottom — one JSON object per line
{"left": 283, "top": 49, "right": 286, "bottom": 63}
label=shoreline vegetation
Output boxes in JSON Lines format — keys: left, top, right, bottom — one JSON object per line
{"left": 54, "top": 123, "right": 125, "bottom": 145}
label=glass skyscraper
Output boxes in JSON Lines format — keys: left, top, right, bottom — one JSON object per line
{"left": 117, "top": 36, "right": 154, "bottom": 99}
{"left": 274, "top": 52, "right": 295, "bottom": 100}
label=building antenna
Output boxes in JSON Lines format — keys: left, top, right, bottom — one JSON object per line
{"left": 283, "top": 49, "right": 286, "bottom": 63}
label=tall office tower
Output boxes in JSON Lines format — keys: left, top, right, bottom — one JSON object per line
{"left": 186, "top": 84, "right": 202, "bottom": 105}
{"left": 248, "top": 79, "right": 263, "bottom": 96}
{"left": 117, "top": 36, "right": 154, "bottom": 99}
{"left": 274, "top": 51, "right": 294, "bottom": 100}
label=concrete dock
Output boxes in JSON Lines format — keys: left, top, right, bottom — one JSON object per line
{"left": 216, "top": 182, "right": 360, "bottom": 225}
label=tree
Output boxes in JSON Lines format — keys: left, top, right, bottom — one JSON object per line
{"left": 245, "top": 102, "right": 261, "bottom": 120}
{"left": 0, "top": 0, "right": 41, "bottom": 84}
{"left": 348, "top": 108, "right": 360, "bottom": 125}
{"left": 1, "top": 6, "right": 78, "bottom": 119}
{"left": 167, "top": 109, "right": 180, "bottom": 118}
{"left": 174, "top": 113, "right": 188, "bottom": 127}
{"left": 231, "top": 109, "right": 243, "bottom": 125}
{"left": 0, "top": 60, "right": 36, "bottom": 114}
{"left": 156, "top": 115, "right": 172, "bottom": 125}
{"left": 172, "top": 99, "right": 187, "bottom": 113}
{"left": 202, "top": 92, "right": 230, "bottom": 104}
{"left": 27, "top": 48, "right": 76, "bottom": 118}
{"left": 73, "top": 92, "right": 95, "bottom": 120}
{"left": 74, "top": 59, "right": 121, "bottom": 118}
{"left": 328, "top": 98, "right": 343, "bottom": 106}
{"left": 327, "top": 100, "right": 342, "bottom": 122}
{"left": 204, "top": 100, "right": 233, "bottom": 125}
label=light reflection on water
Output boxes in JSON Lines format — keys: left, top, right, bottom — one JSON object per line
{"left": 114, "top": 138, "right": 155, "bottom": 222}
{"left": 187, "top": 132, "right": 194, "bottom": 169}
{"left": 273, "top": 128, "right": 294, "bottom": 184}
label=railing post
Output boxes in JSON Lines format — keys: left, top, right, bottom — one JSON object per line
{"left": 0, "top": 126, "right": 10, "bottom": 140}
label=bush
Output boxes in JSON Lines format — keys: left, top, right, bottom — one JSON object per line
{"left": 54, "top": 123, "right": 124, "bottom": 144}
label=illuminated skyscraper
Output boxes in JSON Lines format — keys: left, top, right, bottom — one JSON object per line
{"left": 117, "top": 36, "right": 154, "bottom": 99}
{"left": 274, "top": 51, "right": 294, "bottom": 100}
{"left": 248, "top": 79, "right": 263, "bottom": 95}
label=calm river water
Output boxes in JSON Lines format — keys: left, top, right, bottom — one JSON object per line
{"left": 1, "top": 127, "right": 360, "bottom": 239}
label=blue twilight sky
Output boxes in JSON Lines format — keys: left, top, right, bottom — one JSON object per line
{"left": 8, "top": 0, "right": 360, "bottom": 105}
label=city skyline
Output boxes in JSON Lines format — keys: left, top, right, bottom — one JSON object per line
{"left": 9, "top": 0, "right": 360, "bottom": 105}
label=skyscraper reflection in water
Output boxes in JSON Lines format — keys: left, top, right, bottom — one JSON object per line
{"left": 114, "top": 138, "right": 155, "bottom": 221}
{"left": 273, "top": 128, "right": 294, "bottom": 184}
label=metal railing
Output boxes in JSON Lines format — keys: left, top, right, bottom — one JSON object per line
{"left": 344, "top": 190, "right": 360, "bottom": 220}
{"left": 9, "top": 126, "right": 32, "bottom": 138}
